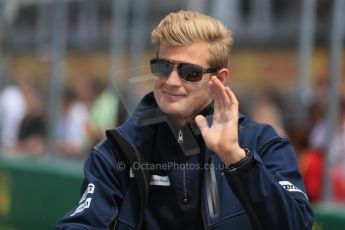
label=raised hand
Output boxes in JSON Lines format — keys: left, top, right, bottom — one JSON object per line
{"left": 195, "top": 76, "right": 246, "bottom": 164}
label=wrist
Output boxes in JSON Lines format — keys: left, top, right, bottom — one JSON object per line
{"left": 222, "top": 147, "right": 251, "bottom": 168}
{"left": 223, "top": 147, "right": 255, "bottom": 175}
{"left": 222, "top": 147, "right": 247, "bottom": 165}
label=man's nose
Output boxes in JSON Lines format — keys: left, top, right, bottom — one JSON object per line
{"left": 165, "top": 67, "right": 182, "bottom": 86}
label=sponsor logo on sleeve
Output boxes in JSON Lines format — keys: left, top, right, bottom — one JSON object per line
{"left": 70, "top": 183, "right": 95, "bottom": 216}
{"left": 279, "top": 181, "right": 308, "bottom": 199}
{"left": 71, "top": 198, "right": 92, "bottom": 216}
{"left": 79, "top": 183, "right": 95, "bottom": 204}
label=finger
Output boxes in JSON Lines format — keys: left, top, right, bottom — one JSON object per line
{"left": 209, "top": 79, "right": 221, "bottom": 112}
{"left": 212, "top": 76, "right": 231, "bottom": 107}
{"left": 210, "top": 76, "right": 224, "bottom": 111}
{"left": 225, "top": 87, "right": 239, "bottom": 108}
{"left": 195, "top": 115, "right": 209, "bottom": 133}
{"left": 225, "top": 87, "right": 239, "bottom": 120}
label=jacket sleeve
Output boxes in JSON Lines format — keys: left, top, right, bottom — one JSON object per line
{"left": 55, "top": 139, "right": 126, "bottom": 230}
{"left": 224, "top": 125, "right": 314, "bottom": 230}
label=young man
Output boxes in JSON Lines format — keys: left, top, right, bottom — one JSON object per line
{"left": 56, "top": 11, "right": 314, "bottom": 230}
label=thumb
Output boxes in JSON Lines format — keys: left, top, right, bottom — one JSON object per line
{"left": 195, "top": 115, "right": 209, "bottom": 133}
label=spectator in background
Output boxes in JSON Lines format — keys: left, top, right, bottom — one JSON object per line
{"left": 86, "top": 78, "right": 119, "bottom": 146}
{"left": 330, "top": 99, "right": 345, "bottom": 201}
{"left": 297, "top": 86, "right": 328, "bottom": 202}
{"left": 297, "top": 82, "right": 345, "bottom": 202}
{"left": 57, "top": 86, "right": 90, "bottom": 157}
{"left": 298, "top": 120, "right": 324, "bottom": 202}
{"left": 0, "top": 79, "right": 28, "bottom": 153}
{"left": 57, "top": 77, "right": 120, "bottom": 157}
{"left": 17, "top": 80, "right": 47, "bottom": 156}
{"left": 251, "top": 90, "right": 287, "bottom": 137}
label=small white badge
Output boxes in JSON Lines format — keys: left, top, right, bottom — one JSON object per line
{"left": 150, "top": 175, "right": 171, "bottom": 186}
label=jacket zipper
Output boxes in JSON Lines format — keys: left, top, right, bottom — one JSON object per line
{"left": 178, "top": 129, "right": 184, "bottom": 143}
{"left": 178, "top": 129, "right": 188, "bottom": 203}
{"left": 183, "top": 162, "right": 188, "bottom": 204}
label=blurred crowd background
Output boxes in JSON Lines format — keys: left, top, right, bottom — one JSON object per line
{"left": 0, "top": 0, "right": 345, "bottom": 229}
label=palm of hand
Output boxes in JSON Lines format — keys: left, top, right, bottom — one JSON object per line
{"left": 195, "top": 76, "right": 243, "bottom": 163}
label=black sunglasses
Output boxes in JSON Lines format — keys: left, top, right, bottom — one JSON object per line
{"left": 150, "top": 58, "right": 218, "bottom": 82}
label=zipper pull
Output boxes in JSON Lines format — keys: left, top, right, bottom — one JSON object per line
{"left": 178, "top": 129, "right": 183, "bottom": 143}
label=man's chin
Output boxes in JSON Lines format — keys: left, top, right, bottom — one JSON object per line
{"left": 160, "top": 105, "right": 195, "bottom": 118}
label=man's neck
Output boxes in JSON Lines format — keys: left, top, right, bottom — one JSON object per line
{"left": 168, "top": 115, "right": 193, "bottom": 128}
{"left": 169, "top": 103, "right": 213, "bottom": 128}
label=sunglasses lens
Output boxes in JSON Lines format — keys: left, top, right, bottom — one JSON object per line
{"left": 179, "top": 64, "right": 203, "bottom": 82}
{"left": 150, "top": 59, "right": 173, "bottom": 78}
{"left": 150, "top": 59, "right": 207, "bottom": 82}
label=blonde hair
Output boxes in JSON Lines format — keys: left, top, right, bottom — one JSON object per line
{"left": 151, "top": 10, "right": 234, "bottom": 68}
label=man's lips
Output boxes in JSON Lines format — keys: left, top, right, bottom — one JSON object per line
{"left": 163, "top": 91, "right": 185, "bottom": 97}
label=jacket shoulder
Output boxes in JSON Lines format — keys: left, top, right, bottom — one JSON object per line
{"left": 238, "top": 116, "right": 286, "bottom": 150}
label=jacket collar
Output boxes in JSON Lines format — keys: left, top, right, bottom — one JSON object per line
{"left": 116, "top": 91, "right": 245, "bottom": 148}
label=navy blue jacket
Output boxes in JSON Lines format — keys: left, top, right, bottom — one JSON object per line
{"left": 56, "top": 92, "right": 314, "bottom": 230}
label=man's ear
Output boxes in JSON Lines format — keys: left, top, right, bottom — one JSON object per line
{"left": 217, "top": 68, "right": 230, "bottom": 84}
